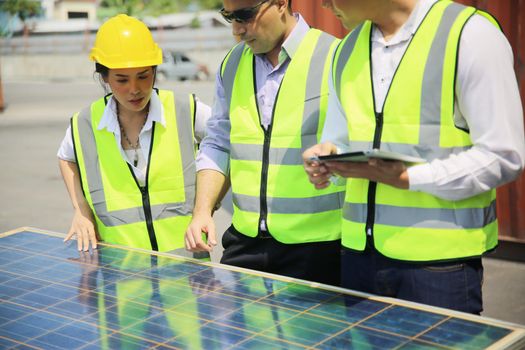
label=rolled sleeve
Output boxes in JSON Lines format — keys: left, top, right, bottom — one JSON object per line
{"left": 196, "top": 147, "right": 230, "bottom": 174}
{"left": 194, "top": 99, "right": 212, "bottom": 143}
{"left": 195, "top": 71, "right": 232, "bottom": 175}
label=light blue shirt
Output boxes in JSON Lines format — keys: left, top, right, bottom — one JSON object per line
{"left": 196, "top": 14, "right": 310, "bottom": 174}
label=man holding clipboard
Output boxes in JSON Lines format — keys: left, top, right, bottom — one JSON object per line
{"left": 311, "top": 149, "right": 425, "bottom": 164}
{"left": 303, "top": 0, "right": 525, "bottom": 314}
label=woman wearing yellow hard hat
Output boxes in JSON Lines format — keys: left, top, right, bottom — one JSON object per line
{"left": 57, "top": 14, "right": 210, "bottom": 256}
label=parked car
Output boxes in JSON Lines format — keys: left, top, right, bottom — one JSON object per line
{"left": 157, "top": 51, "right": 209, "bottom": 81}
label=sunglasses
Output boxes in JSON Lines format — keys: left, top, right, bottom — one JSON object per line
{"left": 220, "top": 0, "right": 270, "bottom": 23}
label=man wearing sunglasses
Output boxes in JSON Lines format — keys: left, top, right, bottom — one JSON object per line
{"left": 303, "top": 0, "right": 525, "bottom": 314}
{"left": 185, "top": 0, "right": 345, "bottom": 286}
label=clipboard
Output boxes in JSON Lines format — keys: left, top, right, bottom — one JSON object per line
{"left": 314, "top": 149, "right": 426, "bottom": 163}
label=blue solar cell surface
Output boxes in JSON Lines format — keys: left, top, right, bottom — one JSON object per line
{"left": 1, "top": 229, "right": 524, "bottom": 349}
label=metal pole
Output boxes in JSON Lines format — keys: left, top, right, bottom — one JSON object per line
{"left": 0, "top": 59, "right": 5, "bottom": 113}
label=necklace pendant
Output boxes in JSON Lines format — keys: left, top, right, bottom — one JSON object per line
{"left": 133, "top": 152, "right": 138, "bottom": 167}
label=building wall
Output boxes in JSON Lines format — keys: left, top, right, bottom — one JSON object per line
{"left": 41, "top": 0, "right": 56, "bottom": 19}
{"left": 54, "top": 1, "right": 97, "bottom": 21}
{"left": 293, "top": 0, "right": 525, "bottom": 242}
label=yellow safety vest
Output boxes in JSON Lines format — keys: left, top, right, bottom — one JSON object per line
{"left": 220, "top": 29, "right": 344, "bottom": 243}
{"left": 333, "top": 1, "right": 499, "bottom": 261}
{"left": 72, "top": 90, "right": 196, "bottom": 252}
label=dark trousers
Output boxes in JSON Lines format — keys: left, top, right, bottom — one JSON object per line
{"left": 341, "top": 248, "right": 483, "bottom": 314}
{"left": 220, "top": 225, "right": 341, "bottom": 286}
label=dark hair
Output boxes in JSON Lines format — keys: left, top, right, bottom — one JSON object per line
{"left": 94, "top": 63, "right": 158, "bottom": 93}
{"left": 95, "top": 63, "right": 158, "bottom": 76}
{"left": 95, "top": 62, "right": 109, "bottom": 78}
{"left": 288, "top": 0, "right": 292, "bottom": 8}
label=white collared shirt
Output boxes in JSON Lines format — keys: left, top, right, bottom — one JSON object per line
{"left": 58, "top": 91, "right": 211, "bottom": 186}
{"left": 321, "top": 0, "right": 525, "bottom": 200}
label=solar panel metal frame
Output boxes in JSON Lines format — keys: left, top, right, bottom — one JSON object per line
{"left": 1, "top": 227, "right": 524, "bottom": 350}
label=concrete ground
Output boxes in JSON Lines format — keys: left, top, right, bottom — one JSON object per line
{"left": 1, "top": 79, "right": 524, "bottom": 326}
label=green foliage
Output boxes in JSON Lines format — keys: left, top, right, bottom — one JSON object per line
{"left": 0, "top": 0, "right": 42, "bottom": 21}
{"left": 99, "top": 0, "right": 145, "bottom": 16}
{"left": 98, "top": 0, "right": 223, "bottom": 18}
{"left": 196, "top": 0, "right": 222, "bottom": 10}
{"left": 140, "top": 0, "right": 183, "bottom": 17}
{"left": 190, "top": 16, "right": 201, "bottom": 29}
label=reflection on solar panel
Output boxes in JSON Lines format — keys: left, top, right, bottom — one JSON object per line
{"left": 1, "top": 228, "right": 524, "bottom": 349}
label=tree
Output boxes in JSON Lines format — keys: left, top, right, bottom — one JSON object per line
{"left": 0, "top": 0, "right": 41, "bottom": 22}
{"left": 98, "top": 0, "right": 223, "bottom": 18}
{"left": 0, "top": 0, "right": 39, "bottom": 110}
{"left": 0, "top": 0, "right": 42, "bottom": 36}
{"left": 197, "top": 0, "right": 222, "bottom": 10}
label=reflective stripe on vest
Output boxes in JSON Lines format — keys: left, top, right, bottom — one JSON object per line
{"left": 333, "top": 1, "right": 498, "bottom": 261}
{"left": 72, "top": 90, "right": 196, "bottom": 252}
{"left": 221, "top": 29, "right": 344, "bottom": 243}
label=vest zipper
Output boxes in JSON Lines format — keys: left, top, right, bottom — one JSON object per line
{"left": 362, "top": 14, "right": 425, "bottom": 247}
{"left": 140, "top": 186, "right": 158, "bottom": 251}
{"left": 127, "top": 123, "right": 159, "bottom": 251}
{"left": 254, "top": 57, "right": 282, "bottom": 238}
{"left": 258, "top": 125, "right": 273, "bottom": 238}
{"left": 365, "top": 111, "right": 383, "bottom": 243}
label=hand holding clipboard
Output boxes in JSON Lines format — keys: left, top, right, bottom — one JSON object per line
{"left": 311, "top": 149, "right": 426, "bottom": 164}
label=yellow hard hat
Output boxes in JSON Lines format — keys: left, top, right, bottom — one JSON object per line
{"left": 90, "top": 14, "right": 162, "bottom": 69}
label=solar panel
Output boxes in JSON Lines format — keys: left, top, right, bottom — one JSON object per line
{"left": 1, "top": 228, "right": 524, "bottom": 349}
